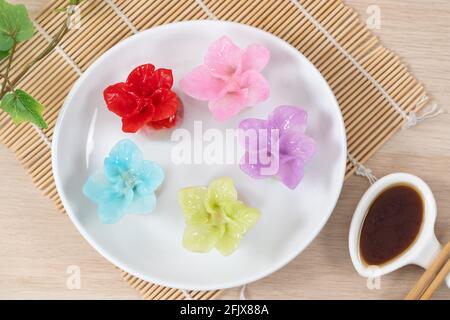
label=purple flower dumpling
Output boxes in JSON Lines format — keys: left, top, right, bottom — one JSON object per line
{"left": 239, "top": 105, "right": 315, "bottom": 189}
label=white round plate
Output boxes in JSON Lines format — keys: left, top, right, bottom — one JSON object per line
{"left": 52, "top": 21, "right": 346, "bottom": 290}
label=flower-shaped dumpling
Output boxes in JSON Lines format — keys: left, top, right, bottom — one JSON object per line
{"left": 239, "top": 105, "right": 315, "bottom": 189}
{"left": 180, "top": 36, "right": 270, "bottom": 121}
{"left": 83, "top": 139, "right": 164, "bottom": 224}
{"left": 178, "top": 177, "right": 260, "bottom": 256}
{"left": 103, "top": 64, "right": 180, "bottom": 133}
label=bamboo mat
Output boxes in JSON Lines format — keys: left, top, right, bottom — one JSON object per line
{"left": 0, "top": 0, "right": 430, "bottom": 300}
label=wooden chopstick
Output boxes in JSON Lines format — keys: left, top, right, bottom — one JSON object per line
{"left": 405, "top": 241, "right": 450, "bottom": 300}
{"left": 419, "top": 259, "right": 450, "bottom": 300}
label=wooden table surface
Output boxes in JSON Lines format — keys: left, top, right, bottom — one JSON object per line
{"left": 1, "top": 0, "right": 449, "bottom": 299}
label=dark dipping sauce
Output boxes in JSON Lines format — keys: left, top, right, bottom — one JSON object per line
{"left": 360, "top": 184, "right": 423, "bottom": 266}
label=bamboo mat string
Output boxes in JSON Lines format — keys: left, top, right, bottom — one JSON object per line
{"left": 195, "top": 0, "right": 217, "bottom": 19}
{"left": 291, "top": 0, "right": 411, "bottom": 124}
{"left": 180, "top": 289, "right": 193, "bottom": 300}
{"left": 104, "top": 0, "right": 138, "bottom": 34}
{"left": 32, "top": 123, "right": 52, "bottom": 148}
{"left": 348, "top": 152, "right": 377, "bottom": 184}
{"left": 403, "top": 102, "right": 445, "bottom": 129}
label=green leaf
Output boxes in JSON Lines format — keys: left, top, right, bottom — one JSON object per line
{"left": 0, "top": 49, "right": 9, "bottom": 60}
{"left": 0, "top": 0, "right": 34, "bottom": 51}
{"left": 0, "top": 89, "right": 47, "bottom": 129}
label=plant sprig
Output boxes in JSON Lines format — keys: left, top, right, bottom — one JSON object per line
{"left": 0, "top": 0, "right": 82, "bottom": 129}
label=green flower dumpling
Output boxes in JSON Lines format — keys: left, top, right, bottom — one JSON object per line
{"left": 178, "top": 177, "right": 260, "bottom": 256}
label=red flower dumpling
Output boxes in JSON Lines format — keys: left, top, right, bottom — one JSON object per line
{"left": 103, "top": 64, "right": 180, "bottom": 133}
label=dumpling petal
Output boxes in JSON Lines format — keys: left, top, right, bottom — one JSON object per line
{"left": 208, "top": 89, "right": 248, "bottom": 121}
{"left": 150, "top": 68, "right": 174, "bottom": 90}
{"left": 240, "top": 148, "right": 280, "bottom": 179}
{"left": 121, "top": 102, "right": 155, "bottom": 133}
{"left": 179, "top": 65, "right": 226, "bottom": 101}
{"left": 151, "top": 88, "right": 179, "bottom": 121}
{"left": 148, "top": 113, "right": 177, "bottom": 129}
{"left": 178, "top": 187, "right": 210, "bottom": 224}
{"left": 221, "top": 200, "right": 260, "bottom": 234}
{"left": 277, "top": 158, "right": 305, "bottom": 190}
{"left": 239, "top": 118, "right": 271, "bottom": 154}
{"left": 238, "top": 70, "right": 270, "bottom": 106}
{"left": 239, "top": 158, "right": 265, "bottom": 179}
{"left": 126, "top": 63, "right": 156, "bottom": 96}
{"left": 127, "top": 66, "right": 174, "bottom": 97}
{"left": 104, "top": 139, "right": 143, "bottom": 181}
{"left": 97, "top": 187, "right": 134, "bottom": 224}
{"left": 127, "top": 193, "right": 156, "bottom": 214}
{"left": 182, "top": 224, "right": 222, "bottom": 253}
{"left": 215, "top": 222, "right": 243, "bottom": 256}
{"left": 206, "top": 177, "right": 238, "bottom": 212}
{"left": 135, "top": 160, "right": 165, "bottom": 195}
{"left": 208, "top": 177, "right": 238, "bottom": 202}
{"left": 239, "top": 118, "right": 268, "bottom": 132}
{"left": 239, "top": 43, "right": 270, "bottom": 72}
{"left": 103, "top": 82, "right": 139, "bottom": 118}
{"left": 204, "top": 36, "right": 243, "bottom": 79}
{"left": 268, "top": 105, "right": 308, "bottom": 134}
{"left": 83, "top": 170, "right": 111, "bottom": 203}
{"left": 239, "top": 119, "right": 279, "bottom": 176}
{"left": 279, "top": 131, "right": 316, "bottom": 162}
{"left": 216, "top": 203, "right": 259, "bottom": 256}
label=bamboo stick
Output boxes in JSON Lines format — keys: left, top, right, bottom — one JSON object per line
{"left": 405, "top": 242, "right": 450, "bottom": 300}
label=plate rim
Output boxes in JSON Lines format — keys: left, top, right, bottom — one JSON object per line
{"left": 52, "top": 20, "right": 347, "bottom": 290}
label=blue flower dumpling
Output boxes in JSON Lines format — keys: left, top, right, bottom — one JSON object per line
{"left": 83, "top": 139, "right": 164, "bottom": 224}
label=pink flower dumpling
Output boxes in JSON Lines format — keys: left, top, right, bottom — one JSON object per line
{"left": 180, "top": 36, "right": 270, "bottom": 121}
